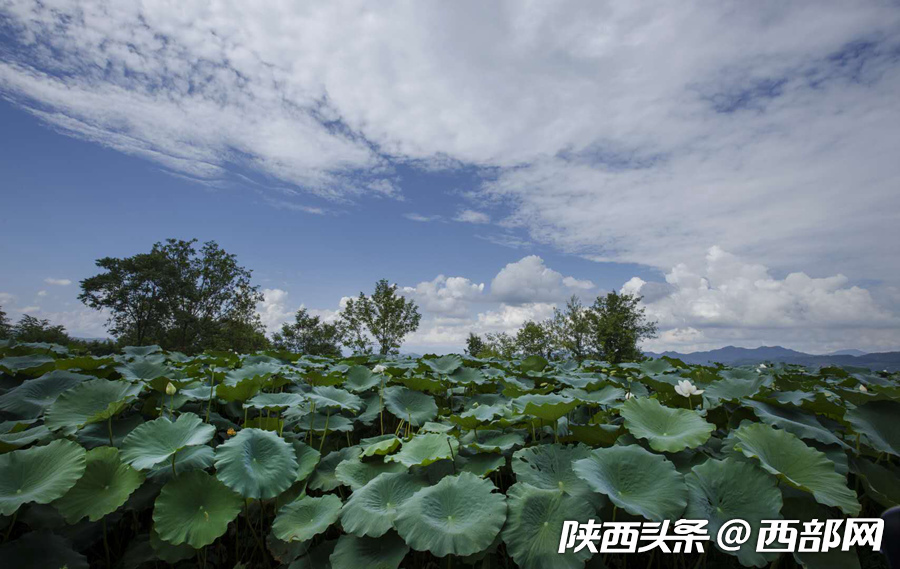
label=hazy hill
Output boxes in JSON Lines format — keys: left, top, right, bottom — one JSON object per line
{"left": 645, "top": 345, "right": 900, "bottom": 371}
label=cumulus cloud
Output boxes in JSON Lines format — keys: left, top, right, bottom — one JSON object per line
{"left": 45, "top": 278, "right": 72, "bottom": 286}
{"left": 454, "top": 210, "right": 490, "bottom": 224}
{"left": 401, "top": 276, "right": 485, "bottom": 318}
{"left": 256, "top": 288, "right": 342, "bottom": 335}
{"left": 629, "top": 247, "right": 900, "bottom": 353}
{"left": 491, "top": 256, "right": 594, "bottom": 304}
{"left": 403, "top": 213, "right": 441, "bottom": 223}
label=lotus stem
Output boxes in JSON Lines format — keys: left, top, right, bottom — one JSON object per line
{"left": 2, "top": 510, "right": 17, "bottom": 542}
{"left": 379, "top": 378, "right": 385, "bottom": 435}
{"left": 319, "top": 411, "right": 330, "bottom": 453}
{"left": 171, "top": 451, "right": 177, "bottom": 478}
{"left": 447, "top": 437, "right": 457, "bottom": 474}
{"left": 205, "top": 369, "right": 214, "bottom": 423}
{"left": 107, "top": 416, "right": 114, "bottom": 447}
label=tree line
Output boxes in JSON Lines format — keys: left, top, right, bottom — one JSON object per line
{"left": 1, "top": 239, "right": 655, "bottom": 362}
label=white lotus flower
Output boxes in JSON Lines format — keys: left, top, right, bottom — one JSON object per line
{"left": 165, "top": 382, "right": 177, "bottom": 396}
{"left": 624, "top": 392, "right": 634, "bottom": 400}
{"left": 372, "top": 364, "right": 387, "bottom": 374}
{"left": 758, "top": 364, "right": 767, "bottom": 370}
{"left": 674, "top": 379, "right": 704, "bottom": 398}
{"left": 859, "top": 384, "right": 868, "bottom": 393}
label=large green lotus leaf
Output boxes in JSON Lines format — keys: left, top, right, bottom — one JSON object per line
{"left": 457, "top": 453, "right": 506, "bottom": 477}
{"left": 685, "top": 458, "right": 782, "bottom": 567}
{"left": 0, "top": 423, "right": 52, "bottom": 452}
{"left": 511, "top": 443, "right": 592, "bottom": 497}
{"left": 383, "top": 386, "right": 438, "bottom": 426}
{"left": 340, "top": 472, "right": 428, "bottom": 537}
{"left": 394, "top": 472, "right": 507, "bottom": 557}
{"left": 502, "top": 483, "right": 596, "bottom": 569}
{"left": 290, "top": 540, "right": 337, "bottom": 569}
{"left": 0, "top": 531, "right": 89, "bottom": 569}
{"left": 850, "top": 457, "right": 900, "bottom": 508}
{"left": 150, "top": 527, "right": 197, "bottom": 563}
{"left": 565, "top": 423, "right": 622, "bottom": 447}
{"left": 386, "top": 433, "right": 459, "bottom": 468}
{"left": 345, "top": 365, "right": 382, "bottom": 392}
{"left": 44, "top": 378, "right": 142, "bottom": 432}
{"left": 147, "top": 444, "right": 215, "bottom": 482}
{"left": 423, "top": 354, "right": 462, "bottom": 375}
{"left": 330, "top": 532, "right": 409, "bottom": 569}
{"left": 512, "top": 394, "right": 578, "bottom": 421}
{"left": 214, "top": 428, "right": 298, "bottom": 499}
{"left": 245, "top": 392, "right": 307, "bottom": 410}
{"left": 572, "top": 445, "right": 687, "bottom": 521}
{"left": 122, "top": 345, "right": 163, "bottom": 357}
{"left": 744, "top": 400, "right": 847, "bottom": 449}
{"left": 335, "top": 456, "right": 407, "bottom": 491}
{"left": 520, "top": 355, "right": 549, "bottom": 373}
{"left": 0, "top": 439, "right": 87, "bottom": 516}
{"left": 152, "top": 470, "right": 242, "bottom": 548}
{"left": 562, "top": 385, "right": 625, "bottom": 406}
{"left": 467, "top": 429, "right": 527, "bottom": 453}
{"left": 307, "top": 385, "right": 363, "bottom": 413}
{"left": 291, "top": 440, "right": 321, "bottom": 482}
{"left": 361, "top": 434, "right": 401, "bottom": 457}
{"left": 116, "top": 359, "right": 171, "bottom": 383}
{"left": 704, "top": 373, "right": 770, "bottom": 402}
{"left": 619, "top": 397, "right": 714, "bottom": 452}
{"left": 0, "top": 354, "right": 56, "bottom": 376}
{"left": 732, "top": 422, "right": 860, "bottom": 515}
{"left": 0, "top": 370, "right": 89, "bottom": 418}
{"left": 273, "top": 494, "right": 343, "bottom": 542}
{"left": 216, "top": 375, "right": 265, "bottom": 402}
{"left": 782, "top": 496, "right": 862, "bottom": 569}
{"left": 76, "top": 413, "right": 144, "bottom": 450}
{"left": 449, "top": 366, "right": 486, "bottom": 385}
{"left": 301, "top": 413, "right": 354, "bottom": 433}
{"left": 456, "top": 402, "right": 508, "bottom": 426}
{"left": 53, "top": 446, "right": 145, "bottom": 523}
{"left": 121, "top": 412, "right": 215, "bottom": 470}
{"left": 846, "top": 400, "right": 900, "bottom": 456}
{"left": 308, "top": 446, "right": 362, "bottom": 491}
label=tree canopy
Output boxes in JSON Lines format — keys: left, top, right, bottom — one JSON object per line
{"left": 339, "top": 280, "right": 421, "bottom": 355}
{"left": 271, "top": 308, "right": 343, "bottom": 357}
{"left": 79, "top": 239, "right": 266, "bottom": 353}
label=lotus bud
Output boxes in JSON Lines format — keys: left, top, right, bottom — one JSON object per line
{"left": 165, "top": 382, "right": 177, "bottom": 396}
{"left": 859, "top": 384, "right": 868, "bottom": 393}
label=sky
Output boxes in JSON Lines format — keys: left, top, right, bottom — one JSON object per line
{"left": 1, "top": 1, "right": 899, "bottom": 355}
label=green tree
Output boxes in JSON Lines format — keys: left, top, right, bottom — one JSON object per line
{"left": 339, "top": 279, "right": 421, "bottom": 355}
{"left": 80, "top": 239, "right": 264, "bottom": 353}
{"left": 0, "top": 305, "right": 11, "bottom": 339}
{"left": 587, "top": 291, "right": 657, "bottom": 363}
{"left": 13, "top": 314, "right": 71, "bottom": 344}
{"left": 483, "top": 331, "right": 517, "bottom": 359}
{"left": 515, "top": 320, "right": 553, "bottom": 358}
{"left": 464, "top": 332, "right": 486, "bottom": 357}
{"left": 272, "top": 308, "right": 343, "bottom": 357}
{"left": 549, "top": 295, "right": 592, "bottom": 361}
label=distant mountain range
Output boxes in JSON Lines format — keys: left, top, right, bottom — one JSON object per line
{"left": 645, "top": 345, "right": 900, "bottom": 371}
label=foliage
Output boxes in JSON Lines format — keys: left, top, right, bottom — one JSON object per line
{"left": 339, "top": 279, "right": 421, "bottom": 355}
{"left": 12, "top": 314, "right": 70, "bottom": 344}
{"left": 0, "top": 341, "right": 896, "bottom": 569}
{"left": 549, "top": 295, "right": 592, "bottom": 362}
{"left": 271, "top": 308, "right": 342, "bottom": 357}
{"left": 464, "top": 332, "right": 485, "bottom": 356}
{"left": 0, "top": 304, "right": 13, "bottom": 339}
{"left": 587, "top": 290, "right": 658, "bottom": 363}
{"left": 79, "top": 238, "right": 265, "bottom": 353}
{"left": 515, "top": 320, "right": 554, "bottom": 359}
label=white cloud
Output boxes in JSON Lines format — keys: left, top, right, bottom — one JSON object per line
{"left": 491, "top": 255, "right": 594, "bottom": 304}
{"left": 17, "top": 306, "right": 41, "bottom": 313}
{"left": 401, "top": 276, "right": 485, "bottom": 318}
{"left": 44, "top": 278, "right": 72, "bottom": 286}
{"left": 454, "top": 209, "right": 490, "bottom": 224}
{"left": 630, "top": 247, "right": 900, "bottom": 353}
{"left": 36, "top": 290, "right": 47, "bottom": 297}
{"left": 0, "top": 292, "right": 15, "bottom": 306}
{"left": 474, "top": 234, "right": 532, "bottom": 250}
{"left": 256, "top": 288, "right": 293, "bottom": 334}
{"left": 403, "top": 213, "right": 441, "bottom": 223}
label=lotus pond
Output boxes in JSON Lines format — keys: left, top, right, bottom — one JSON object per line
{"left": 0, "top": 343, "right": 897, "bottom": 568}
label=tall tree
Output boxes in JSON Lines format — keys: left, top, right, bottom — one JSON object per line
{"left": 272, "top": 308, "right": 343, "bottom": 357}
{"left": 80, "top": 239, "right": 264, "bottom": 353}
{"left": 339, "top": 279, "right": 421, "bottom": 355}
{"left": 515, "top": 320, "right": 553, "bottom": 358}
{"left": 549, "top": 295, "right": 592, "bottom": 361}
{"left": 483, "top": 331, "right": 518, "bottom": 359}
{"left": 13, "top": 314, "right": 70, "bottom": 345}
{"left": 0, "top": 305, "right": 11, "bottom": 339}
{"left": 587, "top": 291, "right": 657, "bottom": 363}
{"left": 465, "top": 332, "right": 486, "bottom": 357}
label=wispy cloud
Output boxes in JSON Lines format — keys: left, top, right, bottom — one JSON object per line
{"left": 403, "top": 213, "right": 442, "bottom": 223}
{"left": 44, "top": 278, "right": 72, "bottom": 286}
{"left": 454, "top": 209, "right": 490, "bottom": 224}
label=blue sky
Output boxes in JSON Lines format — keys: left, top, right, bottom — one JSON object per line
{"left": 1, "top": 2, "right": 899, "bottom": 354}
